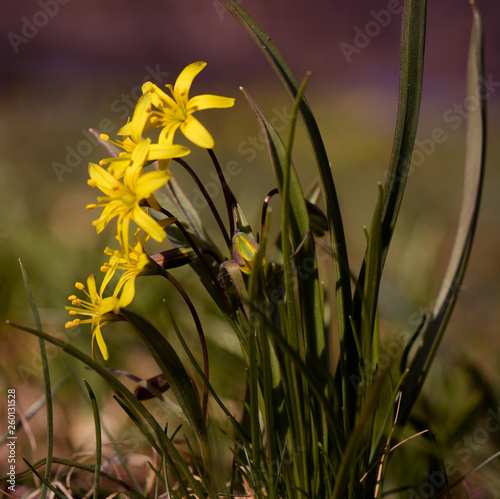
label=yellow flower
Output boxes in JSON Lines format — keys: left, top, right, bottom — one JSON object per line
{"left": 98, "top": 134, "right": 190, "bottom": 178}
{"left": 86, "top": 139, "right": 174, "bottom": 256}
{"left": 101, "top": 228, "right": 161, "bottom": 308}
{"left": 65, "top": 274, "right": 122, "bottom": 361}
{"left": 118, "top": 61, "right": 235, "bottom": 149}
{"left": 232, "top": 231, "right": 261, "bottom": 275}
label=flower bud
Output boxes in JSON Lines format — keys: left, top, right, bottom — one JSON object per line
{"left": 232, "top": 231, "right": 260, "bottom": 274}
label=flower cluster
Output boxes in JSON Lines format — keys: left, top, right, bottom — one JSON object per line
{"left": 66, "top": 62, "right": 235, "bottom": 360}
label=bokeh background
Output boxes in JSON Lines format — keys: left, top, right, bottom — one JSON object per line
{"left": 1, "top": 0, "right": 500, "bottom": 493}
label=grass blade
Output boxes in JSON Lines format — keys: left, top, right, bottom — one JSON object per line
{"left": 380, "top": 0, "right": 427, "bottom": 263}
{"left": 22, "top": 458, "right": 66, "bottom": 499}
{"left": 330, "top": 368, "right": 392, "bottom": 499}
{"left": 360, "top": 185, "right": 384, "bottom": 379}
{"left": 353, "top": 0, "right": 427, "bottom": 323}
{"left": 18, "top": 259, "right": 53, "bottom": 498}
{"left": 83, "top": 380, "right": 102, "bottom": 498}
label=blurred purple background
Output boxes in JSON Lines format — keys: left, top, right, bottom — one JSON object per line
{"left": 1, "top": 0, "right": 499, "bottom": 367}
{"left": 2, "top": 1, "right": 499, "bottom": 95}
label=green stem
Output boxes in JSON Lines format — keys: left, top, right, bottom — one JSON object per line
{"left": 174, "top": 157, "right": 231, "bottom": 248}
{"left": 207, "top": 148, "right": 235, "bottom": 238}
{"left": 158, "top": 206, "right": 227, "bottom": 304}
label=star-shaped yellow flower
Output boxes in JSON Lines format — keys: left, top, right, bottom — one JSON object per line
{"left": 65, "top": 274, "right": 122, "bottom": 360}
{"left": 118, "top": 62, "right": 235, "bottom": 149}
{"left": 86, "top": 139, "right": 174, "bottom": 257}
{"left": 101, "top": 227, "right": 162, "bottom": 308}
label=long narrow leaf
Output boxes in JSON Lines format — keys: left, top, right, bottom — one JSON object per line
{"left": 22, "top": 459, "right": 66, "bottom": 499}
{"left": 83, "top": 380, "right": 101, "bottom": 498}
{"left": 398, "top": 0, "right": 486, "bottom": 423}
{"left": 19, "top": 260, "right": 53, "bottom": 498}
{"left": 118, "top": 308, "right": 214, "bottom": 487}
{"left": 353, "top": 0, "right": 427, "bottom": 324}
{"left": 360, "top": 185, "right": 384, "bottom": 381}
{"left": 380, "top": 0, "right": 427, "bottom": 262}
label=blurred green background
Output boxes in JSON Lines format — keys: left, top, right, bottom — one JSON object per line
{"left": 1, "top": 0, "right": 500, "bottom": 492}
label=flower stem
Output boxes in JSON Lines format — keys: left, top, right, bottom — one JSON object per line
{"left": 261, "top": 188, "right": 279, "bottom": 240}
{"left": 207, "top": 149, "right": 235, "bottom": 239}
{"left": 173, "top": 157, "right": 231, "bottom": 249}
{"left": 157, "top": 206, "right": 228, "bottom": 306}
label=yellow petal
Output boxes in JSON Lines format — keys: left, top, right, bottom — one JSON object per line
{"left": 118, "top": 278, "right": 136, "bottom": 308}
{"left": 93, "top": 325, "right": 109, "bottom": 361}
{"left": 158, "top": 123, "right": 182, "bottom": 145}
{"left": 148, "top": 143, "right": 190, "bottom": 160}
{"left": 126, "top": 91, "right": 152, "bottom": 143}
{"left": 173, "top": 61, "right": 207, "bottom": 103}
{"left": 86, "top": 274, "right": 97, "bottom": 299}
{"left": 100, "top": 296, "right": 119, "bottom": 315}
{"left": 135, "top": 170, "right": 171, "bottom": 199}
{"left": 132, "top": 206, "right": 166, "bottom": 242}
{"left": 131, "top": 138, "right": 151, "bottom": 166}
{"left": 117, "top": 215, "right": 131, "bottom": 258}
{"left": 180, "top": 115, "right": 214, "bottom": 149}
{"left": 187, "top": 94, "right": 235, "bottom": 113}
{"left": 89, "top": 163, "right": 123, "bottom": 194}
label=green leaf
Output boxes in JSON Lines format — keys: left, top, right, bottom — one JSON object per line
{"left": 83, "top": 380, "right": 101, "bottom": 498}
{"left": 360, "top": 185, "right": 384, "bottom": 379}
{"left": 329, "top": 367, "right": 392, "bottom": 499}
{"left": 118, "top": 308, "right": 213, "bottom": 481}
{"left": 353, "top": 0, "right": 427, "bottom": 319}
{"left": 22, "top": 458, "right": 66, "bottom": 499}
{"left": 380, "top": 0, "right": 427, "bottom": 263}
{"left": 18, "top": 260, "right": 53, "bottom": 499}
{"left": 117, "top": 310, "right": 205, "bottom": 431}
{"left": 398, "top": 0, "right": 486, "bottom": 423}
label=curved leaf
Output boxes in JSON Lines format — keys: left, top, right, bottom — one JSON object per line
{"left": 398, "top": 0, "right": 486, "bottom": 423}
